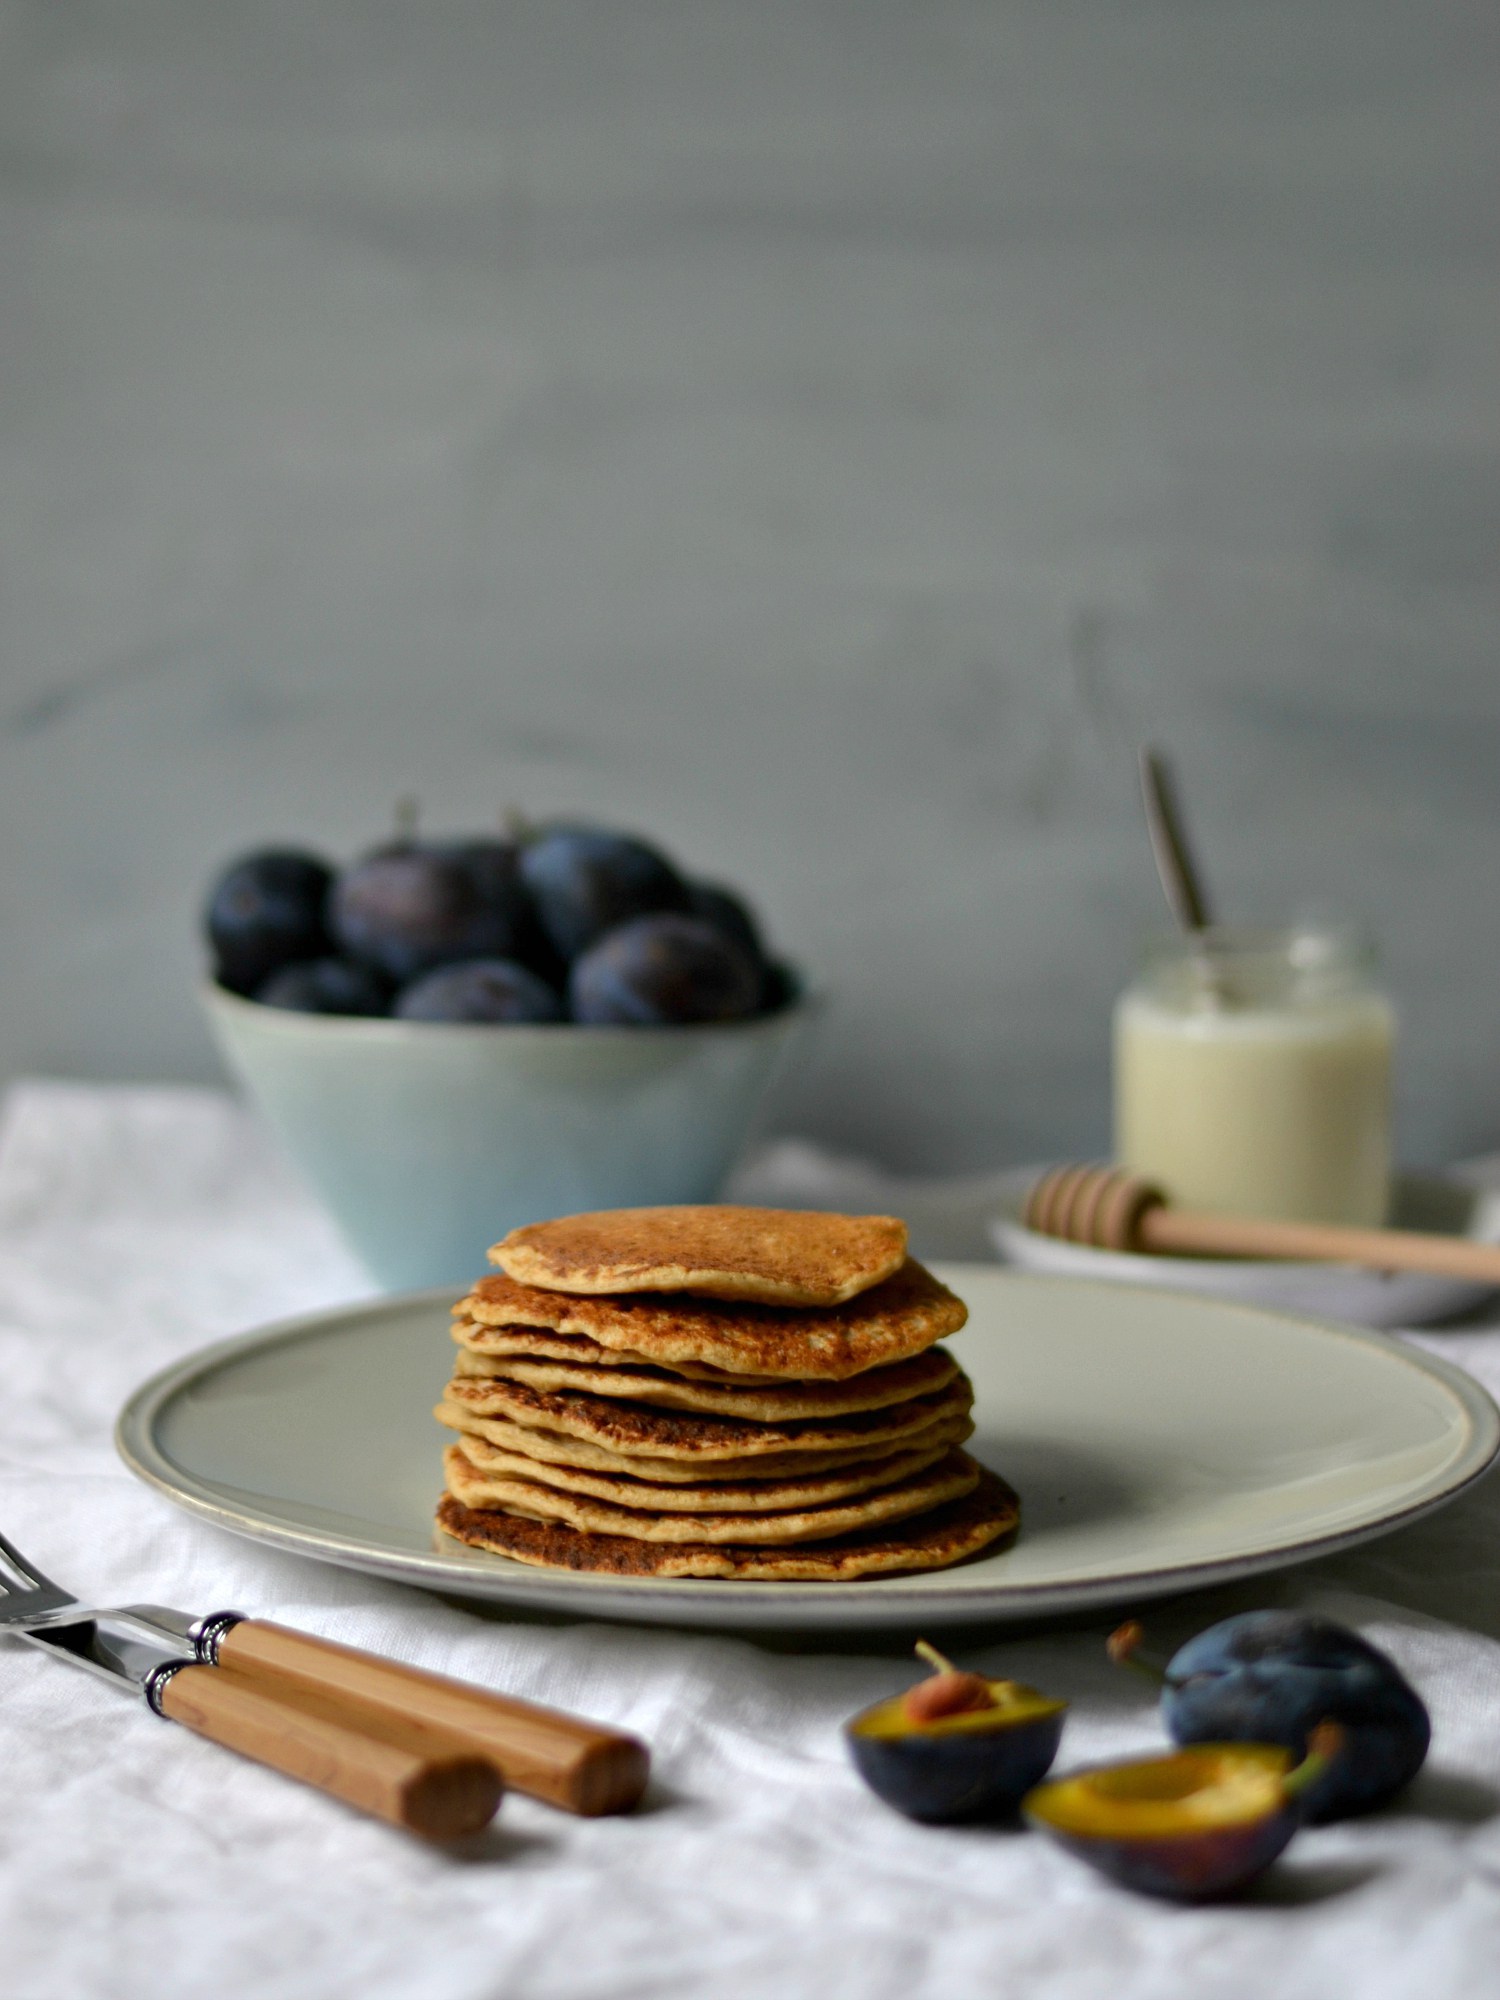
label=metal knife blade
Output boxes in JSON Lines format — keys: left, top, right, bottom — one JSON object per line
{"left": 15, "top": 1612, "right": 194, "bottom": 1698}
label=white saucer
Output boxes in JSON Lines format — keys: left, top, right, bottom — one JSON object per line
{"left": 989, "top": 1168, "right": 1500, "bottom": 1328}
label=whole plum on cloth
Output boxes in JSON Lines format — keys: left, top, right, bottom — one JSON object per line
{"left": 1159, "top": 1611, "right": 1430, "bottom": 1821}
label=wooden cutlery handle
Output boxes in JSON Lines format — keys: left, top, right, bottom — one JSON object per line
{"left": 155, "top": 1663, "right": 502, "bottom": 1839}
{"left": 214, "top": 1620, "right": 650, "bottom": 1816}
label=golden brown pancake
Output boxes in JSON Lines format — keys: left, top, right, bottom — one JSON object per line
{"left": 491, "top": 1206, "right": 907, "bottom": 1305}
{"left": 448, "top": 1434, "right": 958, "bottom": 1512}
{"left": 456, "top": 1258, "right": 964, "bottom": 1380}
{"left": 442, "top": 1442, "right": 978, "bottom": 1543}
{"left": 448, "top": 1345, "right": 959, "bottom": 1419}
{"left": 435, "top": 1375, "right": 973, "bottom": 1462}
{"left": 435, "top": 1461, "right": 1020, "bottom": 1579}
{"left": 434, "top": 1404, "right": 975, "bottom": 1482}
{"left": 450, "top": 1321, "right": 781, "bottom": 1384}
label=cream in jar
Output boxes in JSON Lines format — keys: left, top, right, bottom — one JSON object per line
{"left": 1112, "top": 925, "right": 1394, "bottom": 1227}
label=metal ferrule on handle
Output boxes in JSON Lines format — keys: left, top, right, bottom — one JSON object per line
{"left": 191, "top": 1610, "right": 245, "bottom": 1664}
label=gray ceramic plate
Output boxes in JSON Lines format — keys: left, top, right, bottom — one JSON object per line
{"left": 116, "top": 1266, "right": 1500, "bottom": 1631}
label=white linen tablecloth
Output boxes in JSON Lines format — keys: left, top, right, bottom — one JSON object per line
{"left": 1, "top": 1080, "right": 1498, "bottom": 2000}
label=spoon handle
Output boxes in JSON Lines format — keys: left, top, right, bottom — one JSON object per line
{"left": 1139, "top": 747, "right": 1214, "bottom": 932}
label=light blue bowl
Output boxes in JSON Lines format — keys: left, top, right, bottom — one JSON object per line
{"left": 203, "top": 982, "right": 812, "bottom": 1292}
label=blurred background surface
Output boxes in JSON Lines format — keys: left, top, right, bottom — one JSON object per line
{"left": 1, "top": 0, "right": 1496, "bottom": 1172}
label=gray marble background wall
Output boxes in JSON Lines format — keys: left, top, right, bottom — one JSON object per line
{"left": 2, "top": 1, "right": 1497, "bottom": 1173}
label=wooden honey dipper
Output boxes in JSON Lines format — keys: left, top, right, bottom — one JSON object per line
{"left": 1024, "top": 1163, "right": 1500, "bottom": 1285}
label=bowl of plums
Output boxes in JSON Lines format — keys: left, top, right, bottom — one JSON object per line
{"left": 201, "top": 819, "right": 809, "bottom": 1289}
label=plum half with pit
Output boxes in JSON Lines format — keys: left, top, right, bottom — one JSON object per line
{"left": 1022, "top": 1727, "right": 1339, "bottom": 1901}
{"left": 1109, "top": 1613, "right": 1430, "bottom": 1822}
{"left": 206, "top": 848, "right": 334, "bottom": 995}
{"left": 329, "top": 841, "right": 532, "bottom": 985}
{"left": 569, "top": 914, "right": 763, "bottom": 1025}
{"left": 519, "top": 827, "right": 690, "bottom": 963}
{"left": 846, "top": 1642, "right": 1067, "bottom": 1824}
{"left": 395, "top": 959, "right": 564, "bottom": 1024}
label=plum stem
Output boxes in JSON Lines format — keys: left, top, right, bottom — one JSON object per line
{"left": 1282, "top": 1721, "right": 1345, "bottom": 1801}
{"left": 394, "top": 796, "right": 420, "bottom": 843}
{"left": 914, "top": 1639, "right": 959, "bottom": 1677}
{"left": 1106, "top": 1620, "right": 1169, "bottom": 1685}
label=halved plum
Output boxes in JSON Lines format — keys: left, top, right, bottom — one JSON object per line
{"left": 846, "top": 1643, "right": 1067, "bottom": 1823}
{"left": 1022, "top": 1727, "right": 1338, "bottom": 1899}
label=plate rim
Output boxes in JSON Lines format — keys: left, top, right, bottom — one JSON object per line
{"left": 115, "top": 1267, "right": 1500, "bottom": 1628}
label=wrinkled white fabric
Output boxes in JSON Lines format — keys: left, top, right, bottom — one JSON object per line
{"left": 1, "top": 1081, "right": 1498, "bottom": 2000}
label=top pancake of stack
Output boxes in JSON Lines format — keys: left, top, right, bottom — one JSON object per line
{"left": 492, "top": 1205, "right": 908, "bottom": 1304}
{"left": 459, "top": 1206, "right": 966, "bottom": 1380}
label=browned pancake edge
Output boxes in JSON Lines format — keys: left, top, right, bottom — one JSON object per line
{"left": 448, "top": 1345, "right": 960, "bottom": 1418}
{"left": 435, "top": 1375, "right": 973, "bottom": 1460}
{"left": 456, "top": 1257, "right": 966, "bottom": 1379}
{"left": 434, "top": 1464, "right": 1020, "bottom": 1580}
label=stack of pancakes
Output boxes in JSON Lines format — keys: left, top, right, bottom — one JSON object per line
{"left": 435, "top": 1206, "right": 1019, "bottom": 1581}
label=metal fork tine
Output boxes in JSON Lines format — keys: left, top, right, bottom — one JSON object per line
{"left": 0, "top": 1527, "right": 59, "bottom": 1597}
{"left": 0, "top": 1527, "right": 190, "bottom": 1641}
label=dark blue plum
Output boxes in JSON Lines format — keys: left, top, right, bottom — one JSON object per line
{"left": 451, "top": 838, "right": 567, "bottom": 985}
{"left": 687, "top": 881, "right": 766, "bottom": 963}
{"left": 519, "top": 828, "right": 690, "bottom": 963}
{"left": 256, "top": 957, "right": 391, "bottom": 1016}
{"left": 569, "top": 914, "right": 763, "bottom": 1025}
{"left": 1162, "top": 1612, "right": 1430, "bottom": 1821}
{"left": 757, "top": 959, "right": 801, "bottom": 1015}
{"left": 329, "top": 841, "right": 532, "bottom": 984}
{"left": 395, "top": 959, "right": 564, "bottom": 1024}
{"left": 433, "top": 838, "right": 530, "bottom": 920}
{"left": 206, "top": 848, "right": 333, "bottom": 994}
{"left": 688, "top": 881, "right": 801, "bottom": 1014}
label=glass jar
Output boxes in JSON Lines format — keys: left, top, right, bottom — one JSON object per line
{"left": 1112, "top": 923, "right": 1394, "bottom": 1227}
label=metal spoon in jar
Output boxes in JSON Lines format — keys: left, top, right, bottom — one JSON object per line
{"left": 1137, "top": 747, "right": 1230, "bottom": 1004}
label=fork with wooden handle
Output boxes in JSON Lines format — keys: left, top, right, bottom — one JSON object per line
{"left": 0, "top": 1528, "right": 649, "bottom": 1835}
{"left": 1024, "top": 1164, "right": 1500, "bottom": 1284}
